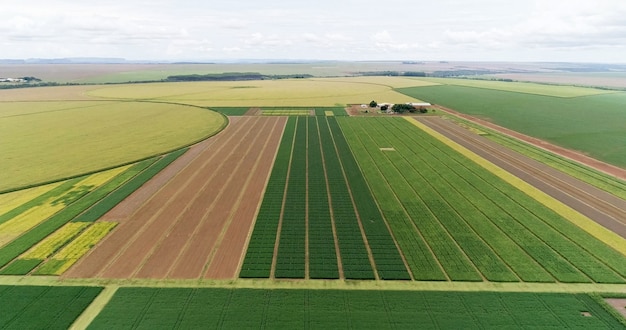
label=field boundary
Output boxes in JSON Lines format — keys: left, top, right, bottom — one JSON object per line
{"left": 0, "top": 102, "right": 228, "bottom": 195}
{"left": 404, "top": 117, "right": 626, "bottom": 256}
{"left": 70, "top": 285, "right": 118, "bottom": 330}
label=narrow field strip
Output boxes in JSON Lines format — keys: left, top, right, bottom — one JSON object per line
{"left": 69, "top": 285, "right": 119, "bottom": 330}
{"left": 65, "top": 118, "right": 255, "bottom": 279}
{"left": 35, "top": 222, "right": 118, "bottom": 275}
{"left": 1, "top": 277, "right": 626, "bottom": 294}
{"left": 407, "top": 117, "right": 626, "bottom": 257}
{"left": 240, "top": 118, "right": 297, "bottom": 278}
{"left": 0, "top": 182, "right": 63, "bottom": 216}
{"left": 21, "top": 222, "right": 90, "bottom": 260}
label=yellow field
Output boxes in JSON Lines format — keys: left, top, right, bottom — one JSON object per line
{"left": 45, "top": 222, "right": 117, "bottom": 275}
{"left": 0, "top": 100, "right": 225, "bottom": 191}
{"left": 405, "top": 117, "right": 626, "bottom": 255}
{"left": 85, "top": 78, "right": 421, "bottom": 107}
{"left": 0, "top": 182, "right": 62, "bottom": 215}
{"left": 21, "top": 222, "right": 90, "bottom": 259}
{"left": 420, "top": 77, "right": 616, "bottom": 97}
{"left": 0, "top": 167, "right": 127, "bottom": 247}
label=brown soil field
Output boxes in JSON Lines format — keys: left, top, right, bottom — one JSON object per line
{"left": 434, "top": 105, "right": 626, "bottom": 181}
{"left": 418, "top": 117, "right": 626, "bottom": 239}
{"left": 65, "top": 116, "right": 286, "bottom": 279}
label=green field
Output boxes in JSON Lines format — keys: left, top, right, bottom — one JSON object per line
{"left": 397, "top": 85, "right": 626, "bottom": 168}
{"left": 240, "top": 116, "right": 409, "bottom": 280}
{"left": 88, "top": 287, "right": 625, "bottom": 329}
{"left": 339, "top": 117, "right": 626, "bottom": 283}
{"left": 0, "top": 285, "right": 102, "bottom": 329}
{"left": 0, "top": 100, "right": 224, "bottom": 192}
{"left": 419, "top": 77, "right": 616, "bottom": 97}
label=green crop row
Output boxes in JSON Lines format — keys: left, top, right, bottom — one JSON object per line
{"left": 239, "top": 117, "right": 297, "bottom": 278}
{"left": 317, "top": 117, "right": 375, "bottom": 280}
{"left": 348, "top": 117, "right": 626, "bottom": 284}
{"left": 274, "top": 117, "right": 308, "bottom": 278}
{"left": 328, "top": 117, "right": 411, "bottom": 280}
{"left": 88, "top": 288, "right": 625, "bottom": 329}
{"left": 0, "top": 285, "right": 102, "bottom": 329}
{"left": 307, "top": 118, "right": 339, "bottom": 279}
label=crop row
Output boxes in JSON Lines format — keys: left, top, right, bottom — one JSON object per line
{"left": 0, "top": 286, "right": 103, "bottom": 329}
{"left": 339, "top": 117, "right": 626, "bottom": 283}
{"left": 242, "top": 116, "right": 409, "bottom": 280}
{"left": 0, "top": 149, "right": 188, "bottom": 273}
{"left": 394, "top": 118, "right": 626, "bottom": 283}
{"left": 89, "top": 288, "right": 625, "bottom": 329}
{"left": 239, "top": 117, "right": 297, "bottom": 278}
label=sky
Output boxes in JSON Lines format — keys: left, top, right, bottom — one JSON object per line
{"left": 2, "top": 0, "right": 625, "bottom": 62}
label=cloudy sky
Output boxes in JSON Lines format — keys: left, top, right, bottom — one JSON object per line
{"left": 2, "top": 0, "right": 625, "bottom": 62}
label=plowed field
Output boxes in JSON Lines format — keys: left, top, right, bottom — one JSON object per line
{"left": 65, "top": 116, "right": 286, "bottom": 279}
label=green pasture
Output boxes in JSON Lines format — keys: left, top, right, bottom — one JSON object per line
{"left": 0, "top": 101, "right": 224, "bottom": 192}
{"left": 397, "top": 85, "right": 626, "bottom": 168}
{"left": 420, "top": 77, "right": 615, "bottom": 97}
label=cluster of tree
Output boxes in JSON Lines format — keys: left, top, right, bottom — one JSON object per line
{"left": 165, "top": 72, "right": 312, "bottom": 82}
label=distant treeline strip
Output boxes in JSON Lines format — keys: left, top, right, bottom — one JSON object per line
{"left": 165, "top": 72, "right": 313, "bottom": 82}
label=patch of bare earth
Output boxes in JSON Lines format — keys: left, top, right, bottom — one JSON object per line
{"left": 435, "top": 105, "right": 626, "bottom": 181}
{"left": 64, "top": 116, "right": 285, "bottom": 279}
{"left": 604, "top": 298, "right": 626, "bottom": 319}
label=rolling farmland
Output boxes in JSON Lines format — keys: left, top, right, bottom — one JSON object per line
{"left": 0, "top": 74, "right": 625, "bottom": 327}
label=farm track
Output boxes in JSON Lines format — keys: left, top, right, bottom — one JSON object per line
{"left": 418, "top": 117, "right": 626, "bottom": 239}
{"left": 65, "top": 116, "right": 285, "bottom": 279}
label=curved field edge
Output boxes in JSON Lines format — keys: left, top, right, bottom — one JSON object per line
{"left": 0, "top": 103, "right": 227, "bottom": 194}
{"left": 404, "top": 117, "right": 626, "bottom": 256}
{"left": 441, "top": 114, "right": 626, "bottom": 200}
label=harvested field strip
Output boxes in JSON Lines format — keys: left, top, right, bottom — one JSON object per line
{"left": 202, "top": 117, "right": 287, "bottom": 279}
{"left": 396, "top": 117, "right": 626, "bottom": 283}
{"left": 163, "top": 117, "right": 282, "bottom": 279}
{"left": 64, "top": 118, "right": 258, "bottom": 279}
{"left": 97, "top": 117, "right": 269, "bottom": 279}
{"left": 35, "top": 222, "right": 117, "bottom": 275}
{"left": 0, "top": 182, "right": 62, "bottom": 216}
{"left": 21, "top": 222, "right": 90, "bottom": 259}
{"left": 458, "top": 118, "right": 626, "bottom": 200}
{"left": 0, "top": 285, "right": 103, "bottom": 329}
{"left": 327, "top": 117, "right": 410, "bottom": 280}
{"left": 89, "top": 288, "right": 626, "bottom": 329}
{"left": 65, "top": 117, "right": 285, "bottom": 280}
{"left": 239, "top": 118, "right": 297, "bottom": 278}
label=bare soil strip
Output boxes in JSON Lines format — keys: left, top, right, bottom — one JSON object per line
{"left": 135, "top": 119, "right": 272, "bottom": 279}
{"left": 94, "top": 118, "right": 260, "bottom": 278}
{"left": 66, "top": 117, "right": 284, "bottom": 279}
{"left": 434, "top": 105, "right": 626, "bottom": 181}
{"left": 604, "top": 298, "right": 626, "bottom": 319}
{"left": 419, "top": 117, "right": 626, "bottom": 239}
{"left": 203, "top": 117, "right": 286, "bottom": 279}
